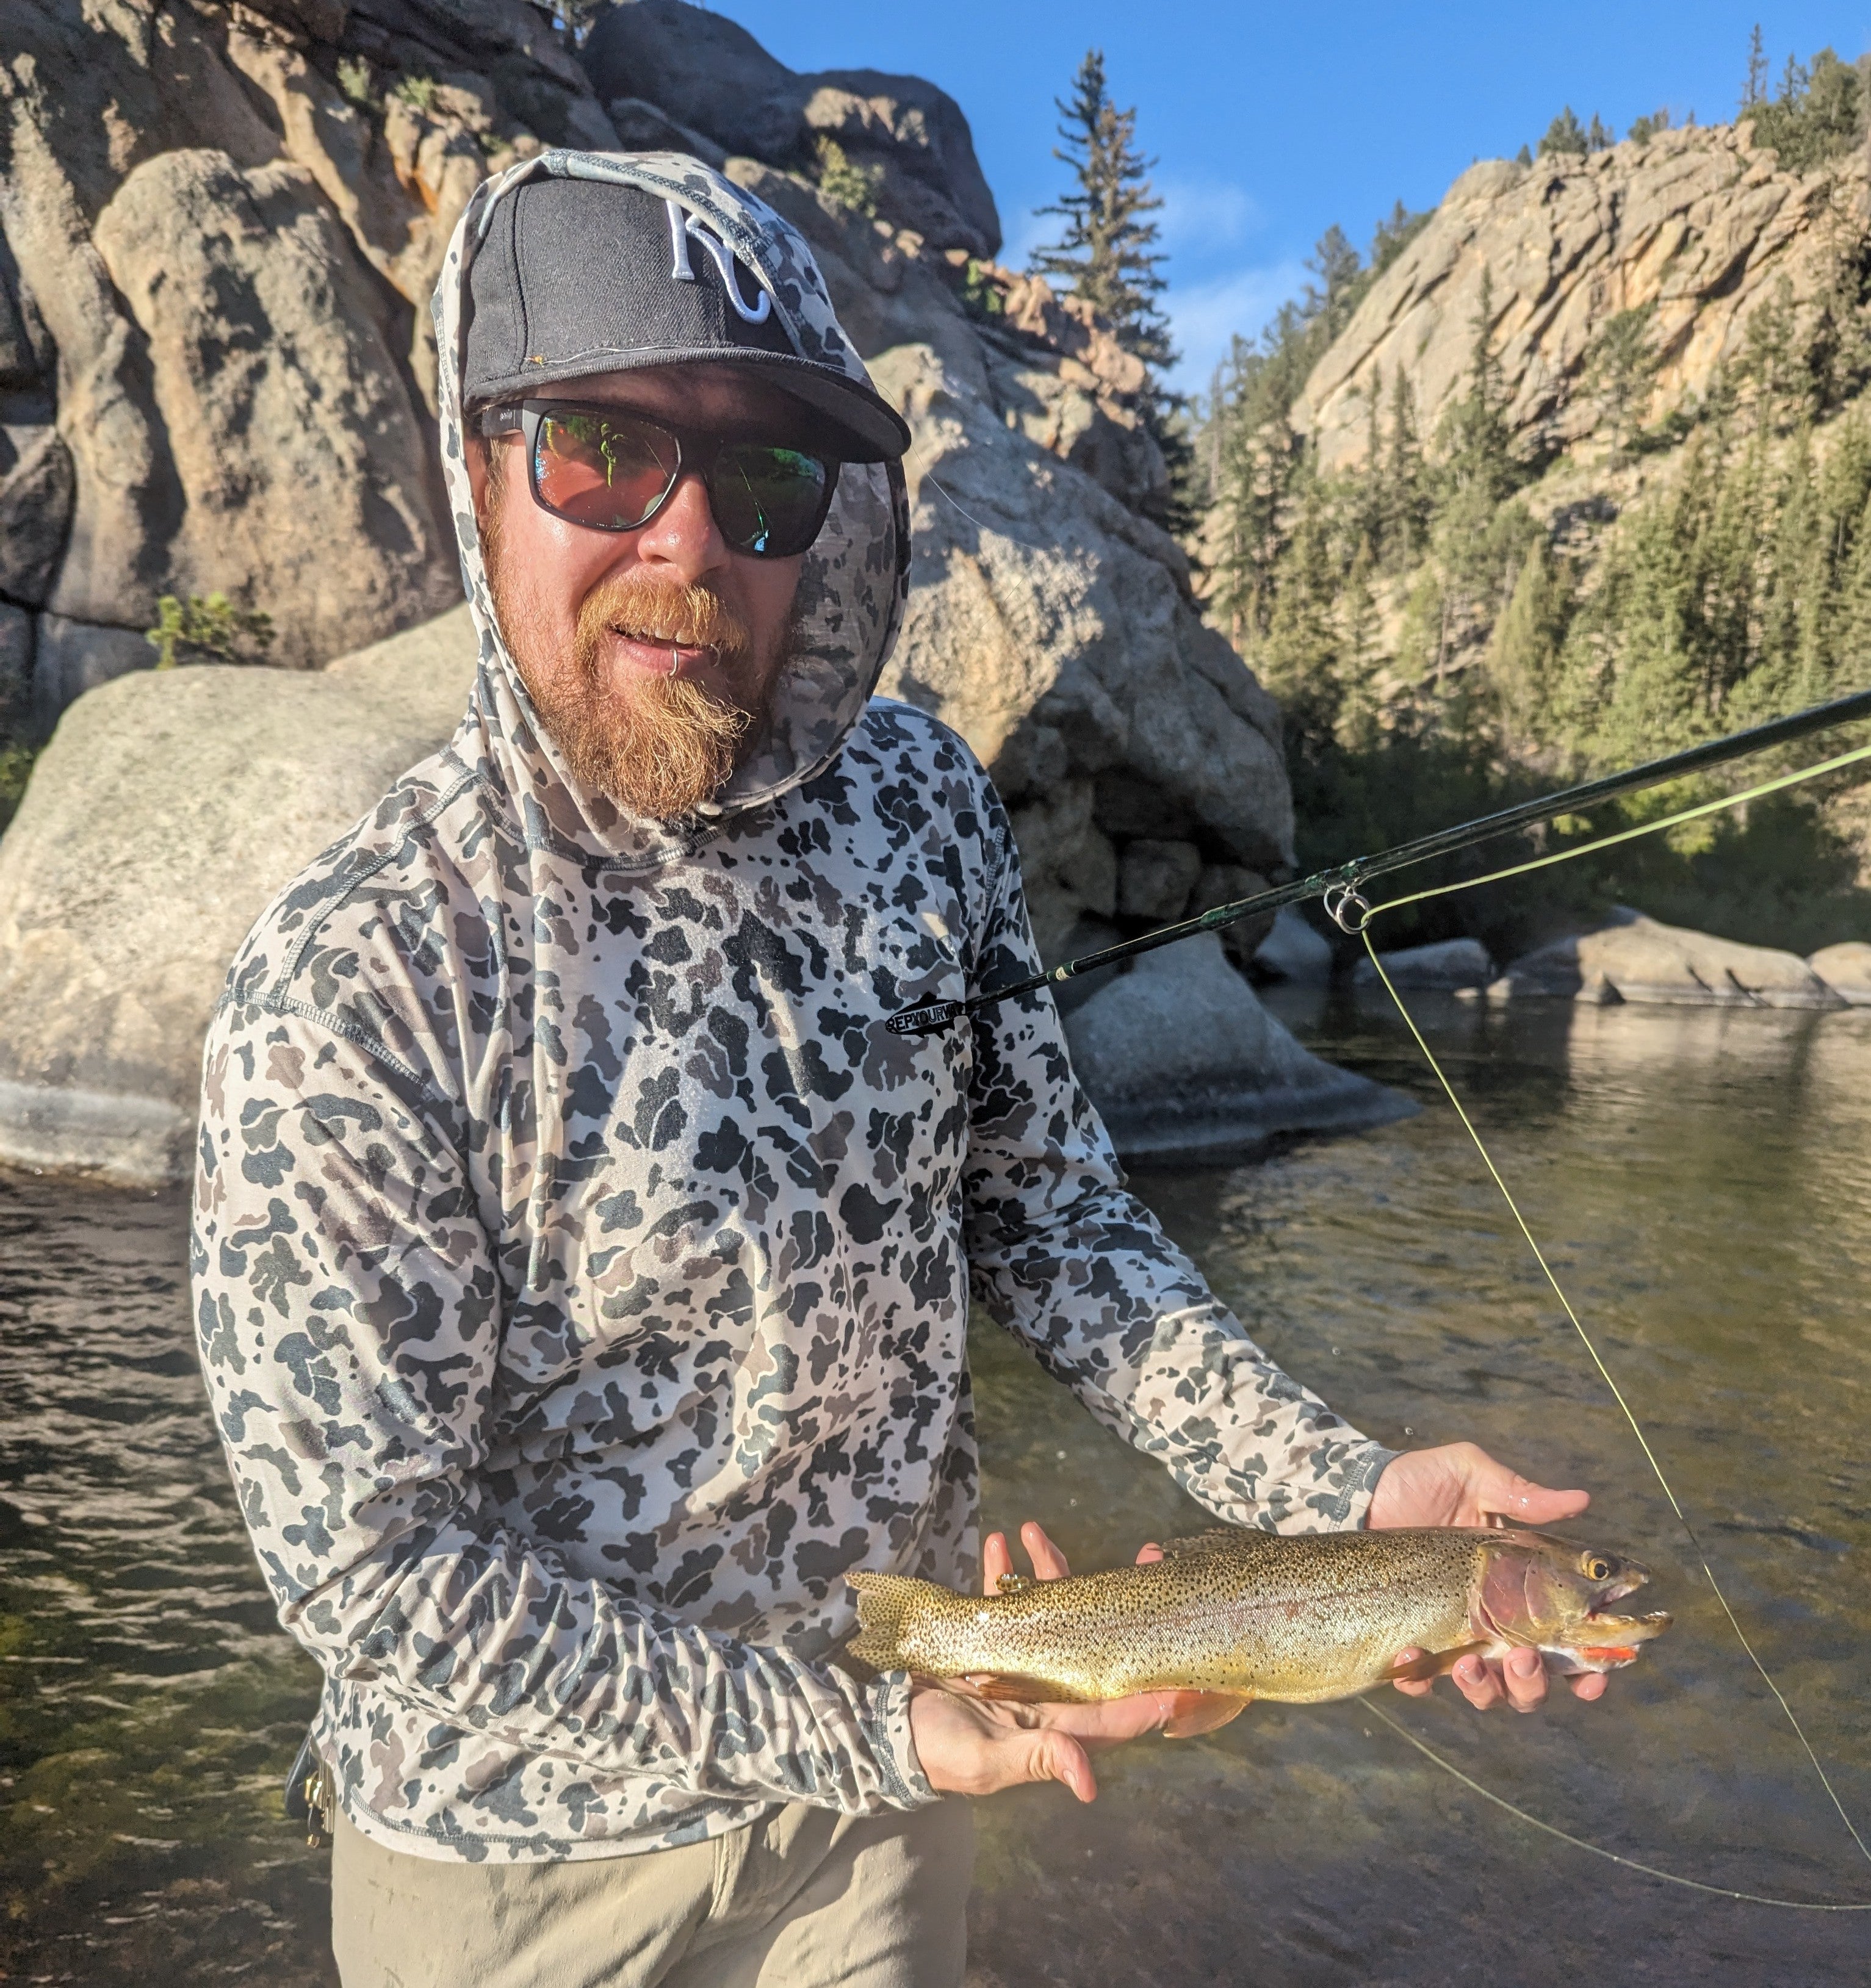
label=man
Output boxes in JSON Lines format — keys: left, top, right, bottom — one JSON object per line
{"left": 192, "top": 154, "right": 1605, "bottom": 1988}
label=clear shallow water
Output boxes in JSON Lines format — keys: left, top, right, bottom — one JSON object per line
{"left": 3, "top": 996, "right": 1869, "bottom": 1984}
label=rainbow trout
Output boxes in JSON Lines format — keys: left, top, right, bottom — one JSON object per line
{"left": 849, "top": 1525, "right": 1670, "bottom": 1729}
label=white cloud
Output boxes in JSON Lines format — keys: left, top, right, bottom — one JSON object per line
{"left": 1163, "top": 259, "right": 1309, "bottom": 394}
{"left": 1153, "top": 176, "right": 1261, "bottom": 253}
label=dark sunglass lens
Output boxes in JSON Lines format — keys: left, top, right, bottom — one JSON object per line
{"left": 710, "top": 445, "right": 831, "bottom": 556}
{"left": 534, "top": 412, "right": 679, "bottom": 530}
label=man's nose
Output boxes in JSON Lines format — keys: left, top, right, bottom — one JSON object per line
{"left": 632, "top": 468, "right": 729, "bottom": 582}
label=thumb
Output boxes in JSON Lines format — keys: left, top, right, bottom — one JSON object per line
{"left": 1029, "top": 1730, "right": 1098, "bottom": 1803}
{"left": 1490, "top": 1471, "right": 1589, "bottom": 1525}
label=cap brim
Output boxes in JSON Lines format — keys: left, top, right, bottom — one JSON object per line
{"left": 465, "top": 345, "right": 911, "bottom": 463}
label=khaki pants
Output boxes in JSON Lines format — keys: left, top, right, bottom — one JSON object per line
{"left": 331, "top": 1798, "right": 975, "bottom": 1988}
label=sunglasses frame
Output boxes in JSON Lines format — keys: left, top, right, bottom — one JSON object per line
{"left": 477, "top": 398, "right": 840, "bottom": 559}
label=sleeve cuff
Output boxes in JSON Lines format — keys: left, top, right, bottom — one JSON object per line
{"left": 1344, "top": 1441, "right": 1399, "bottom": 1529}
{"left": 862, "top": 1668, "right": 939, "bottom": 1809}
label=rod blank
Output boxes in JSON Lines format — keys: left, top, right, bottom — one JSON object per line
{"left": 885, "top": 685, "right": 1871, "bottom": 1040}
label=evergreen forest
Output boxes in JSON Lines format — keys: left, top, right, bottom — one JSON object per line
{"left": 1044, "top": 37, "right": 1871, "bottom": 957}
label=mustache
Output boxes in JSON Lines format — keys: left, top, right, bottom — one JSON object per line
{"left": 575, "top": 569, "right": 752, "bottom": 661}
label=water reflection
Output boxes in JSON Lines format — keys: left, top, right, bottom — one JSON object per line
{"left": 1, "top": 996, "right": 1867, "bottom": 1984}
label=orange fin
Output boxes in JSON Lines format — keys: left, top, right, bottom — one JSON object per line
{"left": 1577, "top": 1645, "right": 1639, "bottom": 1667}
{"left": 964, "top": 1672, "right": 1070, "bottom": 1704}
{"left": 1385, "top": 1640, "right": 1488, "bottom": 1685}
{"left": 1162, "top": 1691, "right": 1253, "bottom": 1738}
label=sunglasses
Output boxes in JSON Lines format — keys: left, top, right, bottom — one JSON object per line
{"left": 477, "top": 400, "right": 839, "bottom": 558}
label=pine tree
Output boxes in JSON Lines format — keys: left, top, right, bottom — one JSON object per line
{"left": 1030, "top": 50, "right": 1174, "bottom": 372}
{"left": 1490, "top": 539, "right": 1572, "bottom": 746}
{"left": 1586, "top": 113, "right": 1614, "bottom": 153}
{"left": 1380, "top": 366, "right": 1429, "bottom": 571}
{"left": 1742, "top": 24, "right": 1768, "bottom": 110}
{"left": 1304, "top": 225, "right": 1364, "bottom": 342}
{"left": 1538, "top": 107, "right": 1588, "bottom": 158}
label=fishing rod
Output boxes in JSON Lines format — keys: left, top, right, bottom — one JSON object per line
{"left": 886, "top": 683, "right": 1871, "bottom": 1039}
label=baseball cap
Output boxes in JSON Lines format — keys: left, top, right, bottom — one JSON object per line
{"left": 461, "top": 173, "right": 910, "bottom": 463}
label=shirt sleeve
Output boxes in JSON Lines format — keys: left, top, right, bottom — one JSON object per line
{"left": 957, "top": 817, "right": 1395, "bottom": 1534}
{"left": 191, "top": 1004, "right": 932, "bottom": 1816}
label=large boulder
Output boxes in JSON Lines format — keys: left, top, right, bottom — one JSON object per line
{"left": 0, "top": 608, "right": 477, "bottom": 1181}
{"left": 1808, "top": 941, "right": 1871, "bottom": 1006}
{"left": 1252, "top": 904, "right": 1334, "bottom": 985}
{"left": 0, "top": 0, "right": 616, "bottom": 738}
{"left": 1492, "top": 909, "right": 1845, "bottom": 1009}
{"left": 1063, "top": 937, "right": 1412, "bottom": 1164}
{"left": 89, "top": 147, "right": 461, "bottom": 671}
{"left": 582, "top": 0, "right": 1000, "bottom": 258}
{"left": 1353, "top": 937, "right": 1495, "bottom": 993}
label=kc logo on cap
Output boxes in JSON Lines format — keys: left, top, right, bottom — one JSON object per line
{"left": 663, "top": 198, "right": 771, "bottom": 326}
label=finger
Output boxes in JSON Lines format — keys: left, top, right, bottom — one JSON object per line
{"left": 1037, "top": 1692, "right": 1186, "bottom": 1746}
{"left": 1388, "top": 1647, "right": 1435, "bottom": 1698}
{"left": 1501, "top": 1646, "right": 1548, "bottom": 1713}
{"left": 1021, "top": 1521, "right": 1071, "bottom": 1581}
{"left": 982, "top": 1532, "right": 1012, "bottom": 1595}
{"left": 1451, "top": 1653, "right": 1505, "bottom": 1710}
{"left": 1134, "top": 1541, "right": 1164, "bottom": 1565}
{"left": 1482, "top": 1466, "right": 1590, "bottom": 1527}
{"left": 1570, "top": 1671, "right": 1610, "bottom": 1702}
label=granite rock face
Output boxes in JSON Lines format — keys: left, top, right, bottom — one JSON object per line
{"left": 0, "top": 0, "right": 614, "bottom": 740}
{"left": 89, "top": 146, "right": 456, "bottom": 671}
{"left": 582, "top": 0, "right": 1000, "bottom": 258}
{"left": 1293, "top": 126, "right": 1867, "bottom": 472}
{"left": 0, "top": 608, "right": 477, "bottom": 1181}
{"left": 1063, "top": 937, "right": 1413, "bottom": 1165}
{"left": 1492, "top": 909, "right": 1844, "bottom": 1009}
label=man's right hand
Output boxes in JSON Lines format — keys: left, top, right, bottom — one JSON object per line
{"left": 905, "top": 1521, "right": 1209, "bottom": 1803}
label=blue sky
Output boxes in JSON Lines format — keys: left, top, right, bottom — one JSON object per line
{"left": 714, "top": 2, "right": 1871, "bottom": 393}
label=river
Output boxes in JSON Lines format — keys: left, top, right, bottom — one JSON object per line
{"left": 2, "top": 992, "right": 1867, "bottom": 1984}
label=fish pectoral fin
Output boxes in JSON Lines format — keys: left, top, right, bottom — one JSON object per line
{"left": 1161, "top": 1691, "right": 1253, "bottom": 1738}
{"left": 1383, "top": 1640, "right": 1490, "bottom": 1685}
{"left": 965, "top": 1672, "right": 1071, "bottom": 1704}
{"left": 993, "top": 1572, "right": 1035, "bottom": 1594}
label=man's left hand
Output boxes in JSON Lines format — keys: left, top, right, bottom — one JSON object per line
{"left": 1366, "top": 1440, "right": 1609, "bottom": 1712}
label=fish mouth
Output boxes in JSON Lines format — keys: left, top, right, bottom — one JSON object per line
{"left": 1582, "top": 1607, "right": 1673, "bottom": 1640}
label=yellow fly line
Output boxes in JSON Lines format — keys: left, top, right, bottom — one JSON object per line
{"left": 1344, "top": 736, "right": 1871, "bottom": 1907}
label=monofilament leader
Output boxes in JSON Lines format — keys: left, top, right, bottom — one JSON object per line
{"left": 191, "top": 151, "right": 1617, "bottom": 1988}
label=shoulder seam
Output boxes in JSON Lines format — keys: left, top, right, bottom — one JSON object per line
{"left": 265, "top": 996, "right": 442, "bottom": 1107}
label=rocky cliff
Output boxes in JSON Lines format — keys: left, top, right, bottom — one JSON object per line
{"left": 1292, "top": 122, "right": 1869, "bottom": 472}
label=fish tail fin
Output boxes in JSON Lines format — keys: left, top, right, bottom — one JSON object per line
{"left": 847, "top": 1571, "right": 943, "bottom": 1672}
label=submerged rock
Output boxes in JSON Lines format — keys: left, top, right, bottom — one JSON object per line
{"left": 0, "top": 609, "right": 476, "bottom": 1182}
{"left": 1808, "top": 941, "right": 1871, "bottom": 1006}
{"left": 1492, "top": 909, "right": 1844, "bottom": 1009}
{"left": 1063, "top": 936, "right": 1413, "bottom": 1165}
{"left": 1352, "top": 936, "right": 1494, "bottom": 993}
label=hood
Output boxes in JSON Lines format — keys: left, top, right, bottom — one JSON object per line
{"left": 431, "top": 150, "right": 912, "bottom": 870}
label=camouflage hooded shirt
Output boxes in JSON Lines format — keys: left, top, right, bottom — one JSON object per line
{"left": 190, "top": 153, "right": 1393, "bottom": 1865}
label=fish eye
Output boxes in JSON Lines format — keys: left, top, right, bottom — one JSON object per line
{"left": 1583, "top": 1554, "right": 1615, "bottom": 1581}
